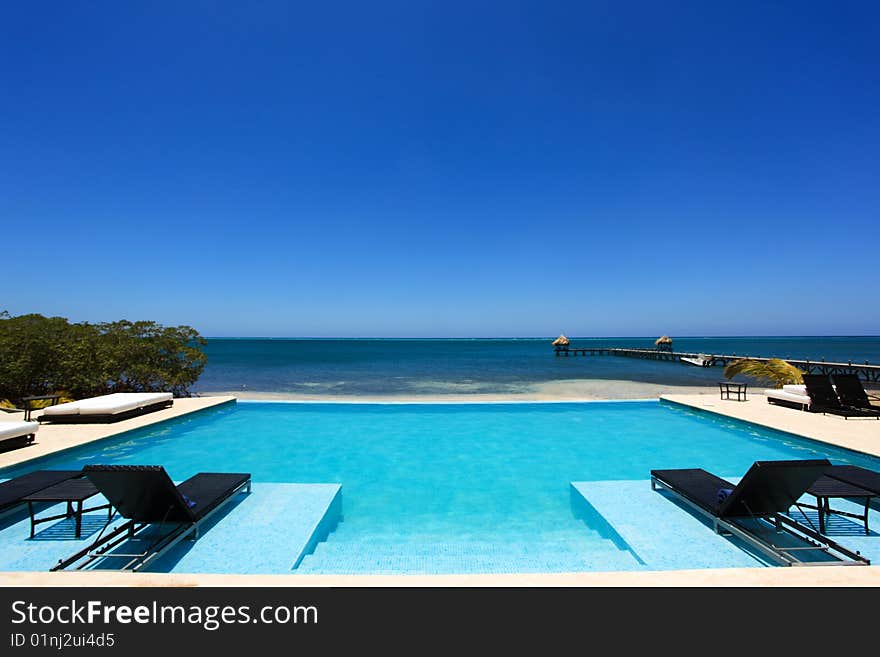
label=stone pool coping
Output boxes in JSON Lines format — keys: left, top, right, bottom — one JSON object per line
{"left": 2, "top": 567, "right": 880, "bottom": 587}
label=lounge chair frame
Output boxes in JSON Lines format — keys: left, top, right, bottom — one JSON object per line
{"left": 765, "top": 393, "right": 810, "bottom": 411}
{"left": 0, "top": 432, "right": 36, "bottom": 451}
{"left": 52, "top": 474, "right": 250, "bottom": 572}
{"left": 650, "top": 473, "right": 869, "bottom": 567}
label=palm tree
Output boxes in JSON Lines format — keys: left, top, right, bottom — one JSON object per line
{"left": 723, "top": 358, "right": 804, "bottom": 388}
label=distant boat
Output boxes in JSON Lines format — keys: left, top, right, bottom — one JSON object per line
{"left": 681, "top": 354, "right": 713, "bottom": 367}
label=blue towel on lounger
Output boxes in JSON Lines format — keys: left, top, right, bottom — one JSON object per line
{"left": 717, "top": 488, "right": 734, "bottom": 505}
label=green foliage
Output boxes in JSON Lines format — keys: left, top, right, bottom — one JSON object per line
{"left": 0, "top": 313, "right": 207, "bottom": 405}
{"left": 723, "top": 358, "right": 804, "bottom": 388}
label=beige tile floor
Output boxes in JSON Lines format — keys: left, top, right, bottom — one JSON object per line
{"left": 661, "top": 392, "right": 880, "bottom": 457}
{"left": 0, "top": 396, "right": 235, "bottom": 470}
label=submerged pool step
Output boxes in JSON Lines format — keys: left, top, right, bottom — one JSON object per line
{"left": 297, "top": 545, "right": 640, "bottom": 574}
{"left": 570, "top": 480, "right": 766, "bottom": 570}
{"left": 295, "top": 532, "right": 640, "bottom": 574}
{"left": 572, "top": 479, "right": 880, "bottom": 569}
{"left": 149, "top": 483, "right": 343, "bottom": 574}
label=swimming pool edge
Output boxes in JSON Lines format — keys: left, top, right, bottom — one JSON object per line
{"left": 0, "top": 396, "right": 237, "bottom": 474}
{"left": 659, "top": 394, "right": 880, "bottom": 459}
{"left": 235, "top": 398, "right": 655, "bottom": 405}
{"left": 2, "top": 566, "right": 879, "bottom": 587}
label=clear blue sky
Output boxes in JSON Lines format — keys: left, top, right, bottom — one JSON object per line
{"left": 2, "top": 2, "right": 878, "bottom": 337}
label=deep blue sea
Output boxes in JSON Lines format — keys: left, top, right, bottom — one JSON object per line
{"left": 194, "top": 337, "right": 880, "bottom": 395}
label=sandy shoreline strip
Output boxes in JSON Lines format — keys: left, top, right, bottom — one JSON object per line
{"left": 199, "top": 379, "right": 716, "bottom": 403}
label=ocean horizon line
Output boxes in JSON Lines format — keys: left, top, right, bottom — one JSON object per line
{"left": 204, "top": 334, "right": 880, "bottom": 340}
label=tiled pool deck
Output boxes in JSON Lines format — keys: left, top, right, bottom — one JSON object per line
{"left": 0, "top": 396, "right": 236, "bottom": 471}
{"left": 660, "top": 393, "right": 880, "bottom": 458}
{"left": 1, "top": 392, "right": 879, "bottom": 586}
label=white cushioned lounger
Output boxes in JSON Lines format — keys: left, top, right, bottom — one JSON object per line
{"left": 40, "top": 393, "right": 173, "bottom": 423}
{"left": 765, "top": 384, "right": 810, "bottom": 410}
{"left": 0, "top": 421, "right": 38, "bottom": 448}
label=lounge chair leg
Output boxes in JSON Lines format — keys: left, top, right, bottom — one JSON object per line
{"left": 74, "top": 500, "right": 83, "bottom": 538}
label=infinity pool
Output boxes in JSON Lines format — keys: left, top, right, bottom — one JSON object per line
{"left": 3, "top": 400, "right": 879, "bottom": 574}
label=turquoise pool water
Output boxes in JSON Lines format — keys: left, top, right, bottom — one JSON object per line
{"left": 3, "top": 400, "right": 880, "bottom": 574}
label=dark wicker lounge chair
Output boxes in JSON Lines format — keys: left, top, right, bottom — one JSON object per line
{"left": 831, "top": 374, "right": 880, "bottom": 412}
{"left": 792, "top": 464, "right": 880, "bottom": 535}
{"left": 651, "top": 459, "right": 869, "bottom": 566}
{"left": 826, "top": 465, "right": 880, "bottom": 513}
{"left": 53, "top": 465, "right": 250, "bottom": 572}
{"left": 826, "top": 464, "right": 880, "bottom": 494}
{"left": 0, "top": 470, "right": 83, "bottom": 518}
{"left": 802, "top": 374, "right": 880, "bottom": 419}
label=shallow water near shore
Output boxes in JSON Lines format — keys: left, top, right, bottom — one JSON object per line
{"left": 195, "top": 337, "right": 880, "bottom": 397}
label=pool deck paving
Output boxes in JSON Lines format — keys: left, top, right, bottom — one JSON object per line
{"left": 0, "top": 396, "right": 236, "bottom": 471}
{"left": 660, "top": 393, "right": 880, "bottom": 458}
{"left": 3, "top": 566, "right": 880, "bottom": 587}
{"left": 2, "top": 392, "right": 880, "bottom": 586}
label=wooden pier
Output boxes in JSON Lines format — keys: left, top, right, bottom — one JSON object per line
{"left": 554, "top": 346, "right": 880, "bottom": 383}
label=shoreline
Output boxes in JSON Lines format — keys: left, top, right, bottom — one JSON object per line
{"left": 198, "top": 379, "right": 718, "bottom": 403}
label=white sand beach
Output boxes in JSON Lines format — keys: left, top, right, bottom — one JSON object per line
{"left": 205, "top": 379, "right": 715, "bottom": 402}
